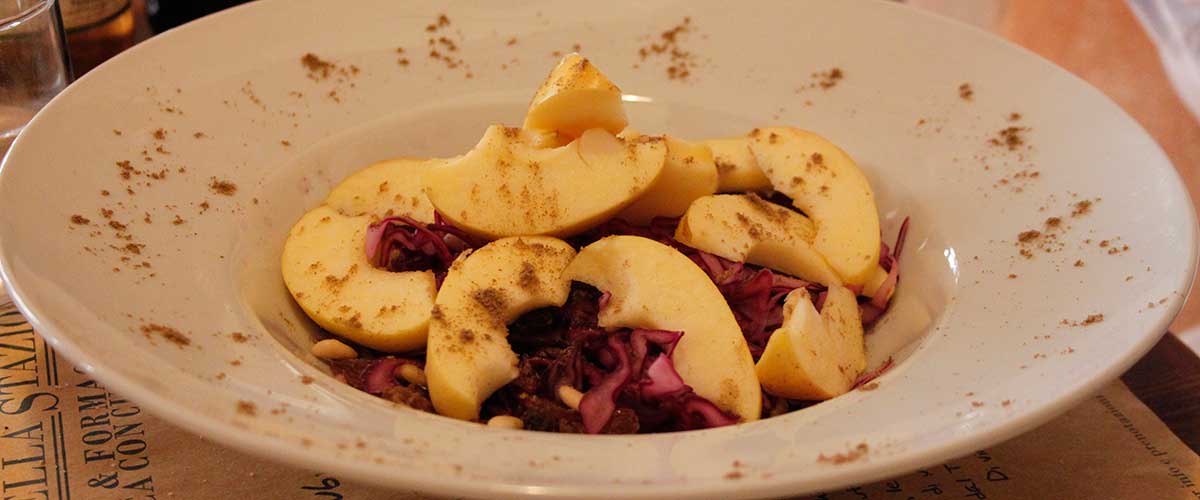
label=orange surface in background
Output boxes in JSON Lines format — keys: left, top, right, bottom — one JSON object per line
{"left": 997, "top": 0, "right": 1200, "bottom": 332}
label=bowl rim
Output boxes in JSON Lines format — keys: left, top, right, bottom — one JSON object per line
{"left": 1, "top": 0, "right": 1196, "bottom": 497}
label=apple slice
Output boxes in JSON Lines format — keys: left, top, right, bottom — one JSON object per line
{"left": 704, "top": 136, "right": 772, "bottom": 192}
{"left": 564, "top": 235, "right": 761, "bottom": 422}
{"left": 616, "top": 136, "right": 719, "bottom": 224}
{"left": 425, "top": 236, "right": 576, "bottom": 421}
{"left": 324, "top": 158, "right": 449, "bottom": 221}
{"left": 749, "top": 127, "right": 881, "bottom": 285}
{"left": 675, "top": 194, "right": 842, "bottom": 286}
{"left": 423, "top": 125, "right": 666, "bottom": 239}
{"left": 861, "top": 265, "right": 892, "bottom": 299}
{"left": 523, "top": 128, "right": 569, "bottom": 149}
{"left": 755, "top": 286, "right": 865, "bottom": 400}
{"left": 523, "top": 53, "right": 627, "bottom": 139}
{"left": 281, "top": 206, "right": 436, "bottom": 353}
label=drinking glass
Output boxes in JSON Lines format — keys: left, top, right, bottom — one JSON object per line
{"left": 0, "top": 0, "right": 72, "bottom": 154}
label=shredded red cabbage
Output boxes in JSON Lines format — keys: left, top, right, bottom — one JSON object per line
{"left": 364, "top": 213, "right": 475, "bottom": 284}
{"left": 681, "top": 398, "right": 740, "bottom": 427}
{"left": 328, "top": 208, "right": 909, "bottom": 430}
{"left": 583, "top": 216, "right": 823, "bottom": 358}
{"left": 578, "top": 335, "right": 634, "bottom": 433}
{"left": 640, "top": 355, "right": 687, "bottom": 398}
{"left": 865, "top": 217, "right": 911, "bottom": 319}
{"left": 328, "top": 356, "right": 420, "bottom": 395}
{"left": 576, "top": 327, "right": 741, "bottom": 433}
{"left": 573, "top": 212, "right": 910, "bottom": 416}
{"left": 484, "top": 284, "right": 739, "bottom": 433}
{"left": 859, "top": 303, "right": 886, "bottom": 325}
{"left": 364, "top": 358, "right": 404, "bottom": 394}
{"left": 852, "top": 357, "right": 895, "bottom": 389}
{"left": 687, "top": 245, "right": 822, "bottom": 358}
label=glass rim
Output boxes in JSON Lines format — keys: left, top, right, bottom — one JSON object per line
{"left": 0, "top": 0, "right": 56, "bottom": 32}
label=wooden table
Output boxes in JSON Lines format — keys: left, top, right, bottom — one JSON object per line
{"left": 1124, "top": 334, "right": 1200, "bottom": 452}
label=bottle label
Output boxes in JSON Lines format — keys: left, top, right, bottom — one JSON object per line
{"left": 59, "top": 0, "right": 130, "bottom": 31}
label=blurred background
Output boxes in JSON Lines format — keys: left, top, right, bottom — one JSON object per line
{"left": 14, "top": 0, "right": 1200, "bottom": 349}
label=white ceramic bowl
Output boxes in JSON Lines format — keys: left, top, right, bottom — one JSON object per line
{"left": 1, "top": 0, "right": 1194, "bottom": 497}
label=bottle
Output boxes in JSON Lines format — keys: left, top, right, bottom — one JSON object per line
{"left": 58, "top": 0, "right": 135, "bottom": 75}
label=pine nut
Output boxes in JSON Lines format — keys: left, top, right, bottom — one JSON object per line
{"left": 557, "top": 385, "right": 583, "bottom": 411}
{"left": 395, "top": 363, "right": 427, "bottom": 386}
{"left": 487, "top": 415, "right": 523, "bottom": 430}
{"left": 310, "top": 339, "right": 356, "bottom": 359}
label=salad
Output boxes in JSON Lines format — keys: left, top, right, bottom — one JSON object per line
{"left": 281, "top": 54, "right": 906, "bottom": 434}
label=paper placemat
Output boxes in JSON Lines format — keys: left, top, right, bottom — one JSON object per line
{"left": 1, "top": 300, "right": 1197, "bottom": 499}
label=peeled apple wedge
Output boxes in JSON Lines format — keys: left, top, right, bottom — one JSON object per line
{"left": 523, "top": 53, "right": 628, "bottom": 138}
{"left": 755, "top": 286, "right": 866, "bottom": 400}
{"left": 281, "top": 206, "right": 436, "bottom": 352}
{"left": 704, "top": 137, "right": 773, "bottom": 193}
{"left": 749, "top": 127, "right": 881, "bottom": 285}
{"left": 523, "top": 128, "right": 569, "bottom": 149}
{"left": 564, "top": 235, "right": 761, "bottom": 422}
{"left": 675, "top": 194, "right": 842, "bottom": 286}
{"left": 324, "top": 158, "right": 448, "bottom": 221}
{"left": 423, "top": 125, "right": 667, "bottom": 239}
{"left": 425, "top": 237, "right": 576, "bottom": 421}
{"left": 861, "top": 265, "right": 892, "bottom": 299}
{"left": 616, "top": 136, "right": 719, "bottom": 225}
